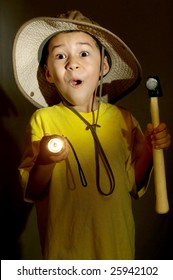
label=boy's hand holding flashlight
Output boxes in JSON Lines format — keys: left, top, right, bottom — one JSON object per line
{"left": 37, "top": 135, "right": 70, "bottom": 165}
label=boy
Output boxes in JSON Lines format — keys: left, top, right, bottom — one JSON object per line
{"left": 13, "top": 10, "right": 170, "bottom": 259}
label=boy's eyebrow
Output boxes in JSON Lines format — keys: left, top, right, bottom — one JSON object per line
{"left": 50, "top": 42, "right": 94, "bottom": 52}
{"left": 77, "top": 42, "right": 93, "bottom": 47}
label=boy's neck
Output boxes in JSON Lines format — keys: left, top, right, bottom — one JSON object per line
{"left": 63, "top": 99, "right": 99, "bottom": 113}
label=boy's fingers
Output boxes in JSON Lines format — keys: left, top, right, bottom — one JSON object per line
{"left": 146, "top": 123, "right": 154, "bottom": 133}
{"left": 153, "top": 122, "right": 167, "bottom": 133}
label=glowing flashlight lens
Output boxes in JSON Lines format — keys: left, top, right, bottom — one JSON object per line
{"left": 47, "top": 138, "right": 64, "bottom": 153}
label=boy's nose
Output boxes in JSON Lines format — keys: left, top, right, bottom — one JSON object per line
{"left": 67, "top": 65, "right": 79, "bottom": 71}
{"left": 66, "top": 59, "right": 80, "bottom": 71}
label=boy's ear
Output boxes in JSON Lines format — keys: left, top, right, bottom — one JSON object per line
{"left": 44, "top": 65, "right": 54, "bottom": 83}
{"left": 102, "top": 56, "right": 110, "bottom": 76}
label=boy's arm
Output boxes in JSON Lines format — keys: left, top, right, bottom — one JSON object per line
{"left": 26, "top": 135, "right": 70, "bottom": 200}
{"left": 134, "top": 141, "right": 153, "bottom": 191}
{"left": 26, "top": 162, "right": 55, "bottom": 200}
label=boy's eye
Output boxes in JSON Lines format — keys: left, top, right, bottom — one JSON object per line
{"left": 80, "top": 51, "right": 89, "bottom": 57}
{"left": 56, "top": 53, "right": 66, "bottom": 59}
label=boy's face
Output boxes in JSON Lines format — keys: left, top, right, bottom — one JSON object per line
{"left": 44, "top": 31, "right": 109, "bottom": 112}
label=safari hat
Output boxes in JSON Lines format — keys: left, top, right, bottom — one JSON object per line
{"left": 13, "top": 10, "right": 142, "bottom": 108}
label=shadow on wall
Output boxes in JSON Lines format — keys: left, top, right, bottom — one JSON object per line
{"left": 0, "top": 85, "right": 32, "bottom": 260}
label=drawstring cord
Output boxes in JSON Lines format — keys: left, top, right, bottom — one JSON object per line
{"left": 66, "top": 106, "right": 115, "bottom": 196}
{"left": 66, "top": 137, "right": 87, "bottom": 187}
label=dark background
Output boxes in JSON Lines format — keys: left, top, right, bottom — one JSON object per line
{"left": 0, "top": 0, "right": 173, "bottom": 259}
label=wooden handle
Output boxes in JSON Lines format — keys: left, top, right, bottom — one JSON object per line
{"left": 150, "top": 97, "right": 169, "bottom": 213}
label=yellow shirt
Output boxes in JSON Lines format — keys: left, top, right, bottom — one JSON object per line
{"left": 19, "top": 102, "right": 147, "bottom": 260}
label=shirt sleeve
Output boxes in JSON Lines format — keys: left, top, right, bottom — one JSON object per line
{"left": 18, "top": 111, "right": 44, "bottom": 202}
{"left": 124, "top": 111, "right": 153, "bottom": 199}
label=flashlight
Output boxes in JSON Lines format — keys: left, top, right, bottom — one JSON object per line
{"left": 47, "top": 136, "right": 65, "bottom": 154}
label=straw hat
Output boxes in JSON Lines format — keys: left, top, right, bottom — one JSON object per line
{"left": 13, "top": 10, "right": 142, "bottom": 108}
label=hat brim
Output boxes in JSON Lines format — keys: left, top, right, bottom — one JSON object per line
{"left": 13, "top": 17, "right": 142, "bottom": 108}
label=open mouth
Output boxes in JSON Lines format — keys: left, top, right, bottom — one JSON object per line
{"left": 70, "top": 79, "right": 82, "bottom": 86}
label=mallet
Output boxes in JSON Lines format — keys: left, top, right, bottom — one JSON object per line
{"left": 146, "top": 76, "right": 169, "bottom": 213}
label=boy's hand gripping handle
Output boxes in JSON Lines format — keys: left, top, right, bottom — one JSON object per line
{"left": 146, "top": 76, "right": 169, "bottom": 214}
